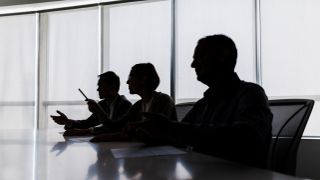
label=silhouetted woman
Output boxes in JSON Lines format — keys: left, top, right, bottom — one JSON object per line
{"left": 91, "top": 63, "right": 176, "bottom": 142}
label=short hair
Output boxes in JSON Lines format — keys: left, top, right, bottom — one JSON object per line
{"left": 98, "top": 71, "right": 120, "bottom": 91}
{"left": 197, "top": 34, "right": 238, "bottom": 70}
{"left": 131, "top": 63, "right": 160, "bottom": 91}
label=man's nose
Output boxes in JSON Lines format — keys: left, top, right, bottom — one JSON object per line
{"left": 191, "top": 60, "right": 196, "bottom": 68}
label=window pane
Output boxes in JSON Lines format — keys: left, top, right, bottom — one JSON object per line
{"left": 303, "top": 101, "right": 320, "bottom": 136}
{"left": 0, "top": 14, "right": 36, "bottom": 129}
{"left": 0, "top": 106, "right": 34, "bottom": 129}
{"left": 45, "top": 7, "right": 100, "bottom": 128}
{"left": 176, "top": 0, "right": 256, "bottom": 100}
{"left": 260, "top": 0, "right": 320, "bottom": 136}
{"left": 46, "top": 7, "right": 100, "bottom": 101}
{"left": 261, "top": 0, "right": 320, "bottom": 96}
{"left": 104, "top": 0, "right": 171, "bottom": 100}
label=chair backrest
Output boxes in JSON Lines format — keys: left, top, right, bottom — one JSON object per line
{"left": 175, "top": 102, "right": 195, "bottom": 122}
{"left": 268, "top": 99, "right": 314, "bottom": 175}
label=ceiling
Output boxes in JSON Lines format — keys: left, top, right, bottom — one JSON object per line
{"left": 0, "top": 0, "right": 62, "bottom": 7}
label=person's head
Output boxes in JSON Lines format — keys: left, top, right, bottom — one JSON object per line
{"left": 97, "top": 71, "right": 120, "bottom": 100}
{"left": 191, "top": 34, "right": 238, "bottom": 86}
{"left": 126, "top": 63, "right": 160, "bottom": 95}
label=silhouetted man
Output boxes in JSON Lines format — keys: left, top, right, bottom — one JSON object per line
{"left": 137, "top": 35, "right": 272, "bottom": 168}
{"left": 50, "top": 71, "right": 132, "bottom": 135}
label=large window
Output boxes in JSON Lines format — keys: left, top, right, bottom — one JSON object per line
{"left": 103, "top": 0, "right": 171, "bottom": 100}
{"left": 260, "top": 0, "right": 320, "bottom": 136}
{"left": 1, "top": 0, "right": 320, "bottom": 137}
{"left": 43, "top": 7, "right": 100, "bottom": 128}
{"left": 261, "top": 0, "right": 320, "bottom": 97}
{"left": 176, "top": 0, "right": 256, "bottom": 101}
{"left": 0, "top": 14, "right": 36, "bottom": 129}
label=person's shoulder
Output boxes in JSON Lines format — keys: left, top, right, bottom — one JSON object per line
{"left": 118, "top": 95, "right": 132, "bottom": 105}
{"left": 156, "top": 92, "right": 172, "bottom": 98}
{"left": 238, "top": 81, "right": 269, "bottom": 104}
{"left": 240, "top": 81, "right": 267, "bottom": 95}
{"left": 132, "top": 99, "right": 142, "bottom": 107}
{"left": 155, "top": 92, "right": 174, "bottom": 102}
{"left": 192, "top": 97, "right": 206, "bottom": 108}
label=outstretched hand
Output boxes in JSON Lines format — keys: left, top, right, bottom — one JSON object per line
{"left": 50, "top": 110, "right": 69, "bottom": 125}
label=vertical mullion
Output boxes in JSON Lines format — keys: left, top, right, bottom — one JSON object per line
{"left": 170, "top": 0, "right": 176, "bottom": 102}
{"left": 98, "top": 5, "right": 104, "bottom": 74}
{"left": 102, "top": 6, "right": 110, "bottom": 72}
{"left": 38, "top": 13, "right": 49, "bottom": 129}
{"left": 254, "top": 0, "right": 262, "bottom": 85}
{"left": 35, "top": 12, "right": 40, "bottom": 130}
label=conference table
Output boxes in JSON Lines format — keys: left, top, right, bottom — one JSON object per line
{"left": 0, "top": 129, "right": 303, "bottom": 180}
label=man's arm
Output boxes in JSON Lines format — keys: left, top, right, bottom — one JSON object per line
{"left": 91, "top": 100, "right": 132, "bottom": 134}
{"left": 64, "top": 100, "right": 107, "bottom": 130}
{"left": 65, "top": 114, "right": 100, "bottom": 130}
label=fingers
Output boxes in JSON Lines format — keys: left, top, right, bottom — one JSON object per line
{"left": 87, "top": 100, "right": 98, "bottom": 107}
{"left": 56, "top": 110, "right": 65, "bottom": 116}
{"left": 50, "top": 111, "right": 63, "bottom": 120}
{"left": 86, "top": 99, "right": 95, "bottom": 103}
{"left": 50, "top": 115, "right": 59, "bottom": 121}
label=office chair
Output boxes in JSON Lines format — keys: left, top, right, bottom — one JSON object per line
{"left": 175, "top": 102, "right": 195, "bottom": 122}
{"left": 268, "top": 99, "right": 314, "bottom": 175}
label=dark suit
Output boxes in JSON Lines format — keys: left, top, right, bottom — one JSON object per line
{"left": 64, "top": 95, "right": 132, "bottom": 133}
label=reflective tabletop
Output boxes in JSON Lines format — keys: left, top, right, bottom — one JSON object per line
{"left": 0, "top": 129, "right": 302, "bottom": 180}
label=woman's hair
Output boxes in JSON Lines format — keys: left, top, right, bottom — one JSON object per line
{"left": 131, "top": 63, "right": 160, "bottom": 91}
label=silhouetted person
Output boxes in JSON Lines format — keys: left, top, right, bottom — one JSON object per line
{"left": 136, "top": 35, "right": 272, "bottom": 168}
{"left": 123, "top": 63, "right": 177, "bottom": 122}
{"left": 50, "top": 71, "right": 132, "bottom": 136}
{"left": 91, "top": 63, "right": 177, "bottom": 142}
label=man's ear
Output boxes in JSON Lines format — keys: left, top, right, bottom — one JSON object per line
{"left": 140, "top": 75, "right": 148, "bottom": 84}
{"left": 110, "top": 84, "right": 117, "bottom": 92}
{"left": 222, "top": 48, "right": 231, "bottom": 61}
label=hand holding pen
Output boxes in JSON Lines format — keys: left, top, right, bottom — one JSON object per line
{"left": 78, "top": 88, "right": 108, "bottom": 119}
